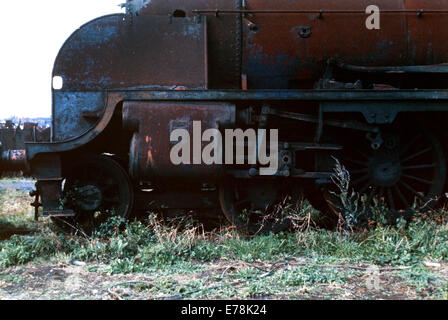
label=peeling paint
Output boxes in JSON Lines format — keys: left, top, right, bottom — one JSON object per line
{"left": 53, "top": 15, "right": 207, "bottom": 93}
{"left": 127, "top": 0, "right": 152, "bottom": 14}
{"left": 147, "top": 149, "right": 153, "bottom": 166}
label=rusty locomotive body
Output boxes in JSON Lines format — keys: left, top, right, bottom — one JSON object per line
{"left": 2, "top": 0, "right": 448, "bottom": 232}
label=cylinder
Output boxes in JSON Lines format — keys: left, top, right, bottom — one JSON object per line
{"left": 123, "top": 101, "right": 235, "bottom": 184}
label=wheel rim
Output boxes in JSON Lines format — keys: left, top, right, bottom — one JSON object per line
{"left": 219, "top": 178, "right": 302, "bottom": 234}
{"left": 57, "top": 155, "right": 134, "bottom": 233}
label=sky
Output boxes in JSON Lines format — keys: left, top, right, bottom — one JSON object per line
{"left": 0, "top": 0, "right": 124, "bottom": 119}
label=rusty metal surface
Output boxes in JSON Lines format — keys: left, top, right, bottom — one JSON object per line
{"left": 12, "top": 0, "right": 448, "bottom": 225}
{"left": 51, "top": 13, "right": 208, "bottom": 142}
{"left": 123, "top": 101, "right": 235, "bottom": 184}
{"left": 240, "top": 0, "right": 448, "bottom": 89}
{"left": 406, "top": 0, "right": 448, "bottom": 66}
{"left": 24, "top": 88, "right": 448, "bottom": 162}
{"left": 52, "top": 92, "right": 105, "bottom": 141}
{"left": 194, "top": 9, "right": 448, "bottom": 14}
{"left": 331, "top": 59, "right": 448, "bottom": 73}
{"left": 28, "top": 0, "right": 448, "bottom": 158}
{"left": 36, "top": 179, "right": 69, "bottom": 216}
{"left": 127, "top": 0, "right": 242, "bottom": 89}
{"left": 112, "top": 89, "right": 448, "bottom": 101}
{"left": 53, "top": 14, "right": 207, "bottom": 91}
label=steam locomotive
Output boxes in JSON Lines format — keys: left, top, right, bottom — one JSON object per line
{"left": 2, "top": 0, "right": 448, "bottom": 233}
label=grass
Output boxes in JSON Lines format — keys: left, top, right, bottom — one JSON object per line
{"left": 0, "top": 178, "right": 447, "bottom": 299}
{"left": 0, "top": 178, "right": 35, "bottom": 231}
{"left": 3, "top": 217, "right": 446, "bottom": 271}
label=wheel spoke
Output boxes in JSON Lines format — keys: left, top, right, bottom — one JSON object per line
{"left": 402, "top": 163, "right": 435, "bottom": 170}
{"left": 399, "top": 181, "right": 426, "bottom": 201}
{"left": 356, "top": 150, "right": 370, "bottom": 160}
{"left": 394, "top": 185, "right": 410, "bottom": 209}
{"left": 344, "top": 157, "right": 368, "bottom": 167}
{"left": 351, "top": 168, "right": 369, "bottom": 175}
{"left": 353, "top": 175, "right": 369, "bottom": 186}
{"left": 359, "top": 180, "right": 374, "bottom": 194}
{"left": 400, "top": 134, "right": 421, "bottom": 156}
{"left": 400, "top": 147, "right": 432, "bottom": 164}
{"left": 365, "top": 185, "right": 377, "bottom": 206}
{"left": 387, "top": 188, "right": 396, "bottom": 211}
{"left": 401, "top": 174, "right": 433, "bottom": 185}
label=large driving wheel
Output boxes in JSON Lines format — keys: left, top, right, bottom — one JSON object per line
{"left": 53, "top": 155, "right": 134, "bottom": 234}
{"left": 219, "top": 178, "right": 303, "bottom": 235}
{"left": 333, "top": 127, "right": 446, "bottom": 220}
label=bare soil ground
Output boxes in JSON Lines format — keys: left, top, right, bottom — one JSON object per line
{"left": 1, "top": 259, "right": 447, "bottom": 300}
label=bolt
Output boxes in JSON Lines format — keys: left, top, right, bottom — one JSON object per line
{"left": 249, "top": 23, "right": 259, "bottom": 32}
{"left": 249, "top": 168, "right": 258, "bottom": 177}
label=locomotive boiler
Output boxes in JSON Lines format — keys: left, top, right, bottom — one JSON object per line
{"left": 2, "top": 0, "right": 448, "bottom": 233}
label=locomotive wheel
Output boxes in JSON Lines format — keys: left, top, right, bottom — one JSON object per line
{"left": 53, "top": 155, "right": 134, "bottom": 234}
{"left": 219, "top": 178, "right": 303, "bottom": 235}
{"left": 333, "top": 128, "right": 446, "bottom": 219}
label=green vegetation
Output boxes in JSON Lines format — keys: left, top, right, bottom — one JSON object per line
{"left": 1, "top": 213, "right": 447, "bottom": 270}
{"left": 0, "top": 178, "right": 447, "bottom": 299}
